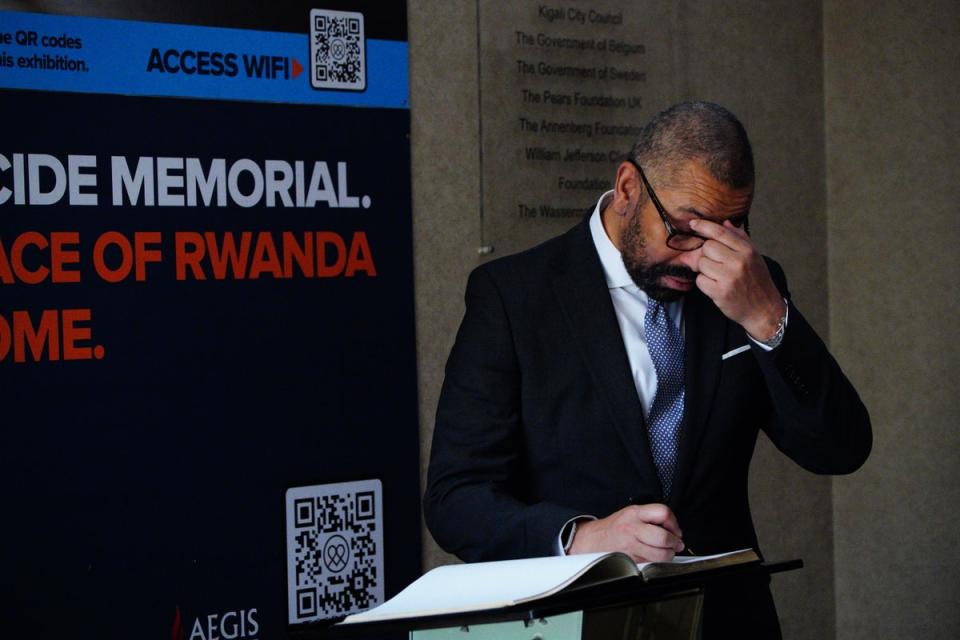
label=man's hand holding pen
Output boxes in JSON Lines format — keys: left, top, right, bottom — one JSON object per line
{"left": 569, "top": 503, "right": 686, "bottom": 562}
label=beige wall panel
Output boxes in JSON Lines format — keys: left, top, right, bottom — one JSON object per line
{"left": 825, "top": 1, "right": 960, "bottom": 638}
{"left": 409, "top": 0, "right": 482, "bottom": 570}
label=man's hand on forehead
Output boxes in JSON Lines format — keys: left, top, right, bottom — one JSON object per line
{"left": 689, "top": 218, "right": 786, "bottom": 342}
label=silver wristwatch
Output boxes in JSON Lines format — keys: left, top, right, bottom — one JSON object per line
{"left": 758, "top": 299, "right": 789, "bottom": 349}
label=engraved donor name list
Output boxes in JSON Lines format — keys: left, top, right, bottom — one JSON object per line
{"left": 478, "top": 1, "right": 674, "bottom": 250}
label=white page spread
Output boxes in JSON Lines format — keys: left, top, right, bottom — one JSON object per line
{"left": 343, "top": 552, "right": 616, "bottom": 623}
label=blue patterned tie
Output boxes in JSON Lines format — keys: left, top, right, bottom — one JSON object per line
{"left": 644, "top": 299, "right": 685, "bottom": 499}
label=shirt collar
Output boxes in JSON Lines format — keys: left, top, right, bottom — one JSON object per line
{"left": 589, "top": 191, "right": 636, "bottom": 289}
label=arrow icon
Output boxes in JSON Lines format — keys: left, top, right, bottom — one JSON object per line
{"left": 291, "top": 57, "right": 304, "bottom": 79}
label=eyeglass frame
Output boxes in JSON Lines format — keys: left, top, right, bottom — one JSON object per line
{"left": 624, "top": 157, "right": 749, "bottom": 251}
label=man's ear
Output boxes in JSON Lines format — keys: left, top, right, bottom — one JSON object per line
{"left": 614, "top": 161, "right": 642, "bottom": 214}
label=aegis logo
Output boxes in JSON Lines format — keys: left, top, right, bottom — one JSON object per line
{"left": 171, "top": 605, "right": 260, "bottom": 640}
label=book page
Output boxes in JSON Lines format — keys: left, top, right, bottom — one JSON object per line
{"left": 343, "top": 552, "right": 623, "bottom": 623}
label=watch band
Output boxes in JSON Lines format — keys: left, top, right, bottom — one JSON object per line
{"left": 758, "top": 299, "right": 788, "bottom": 349}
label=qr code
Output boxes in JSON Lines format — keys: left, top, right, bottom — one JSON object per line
{"left": 309, "top": 8, "right": 366, "bottom": 91}
{"left": 285, "top": 480, "right": 384, "bottom": 622}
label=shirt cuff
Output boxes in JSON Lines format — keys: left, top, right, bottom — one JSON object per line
{"left": 554, "top": 515, "right": 597, "bottom": 556}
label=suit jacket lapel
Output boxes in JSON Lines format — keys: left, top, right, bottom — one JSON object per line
{"left": 671, "top": 289, "right": 726, "bottom": 506}
{"left": 551, "top": 220, "right": 663, "bottom": 494}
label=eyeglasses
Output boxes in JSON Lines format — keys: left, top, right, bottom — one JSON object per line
{"left": 626, "top": 158, "right": 718, "bottom": 252}
{"left": 626, "top": 158, "right": 708, "bottom": 251}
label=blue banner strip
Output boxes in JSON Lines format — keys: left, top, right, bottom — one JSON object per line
{"left": 0, "top": 11, "right": 408, "bottom": 108}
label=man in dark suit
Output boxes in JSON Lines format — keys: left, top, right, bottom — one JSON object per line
{"left": 423, "top": 102, "right": 871, "bottom": 636}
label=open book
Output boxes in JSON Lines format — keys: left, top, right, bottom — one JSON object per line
{"left": 342, "top": 548, "right": 758, "bottom": 624}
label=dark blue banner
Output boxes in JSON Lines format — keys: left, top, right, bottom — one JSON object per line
{"left": 0, "top": 6, "right": 418, "bottom": 640}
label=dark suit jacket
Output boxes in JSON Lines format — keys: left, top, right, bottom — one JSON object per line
{"left": 424, "top": 215, "right": 871, "bottom": 635}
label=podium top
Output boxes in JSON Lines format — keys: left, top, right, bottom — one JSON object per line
{"left": 295, "top": 559, "right": 802, "bottom": 639}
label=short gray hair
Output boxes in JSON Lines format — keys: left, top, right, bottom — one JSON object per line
{"left": 630, "top": 101, "right": 754, "bottom": 189}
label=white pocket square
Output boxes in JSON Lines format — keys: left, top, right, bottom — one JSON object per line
{"left": 721, "top": 345, "right": 751, "bottom": 360}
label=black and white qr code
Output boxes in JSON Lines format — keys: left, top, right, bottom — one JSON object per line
{"left": 309, "top": 9, "right": 366, "bottom": 91}
{"left": 285, "top": 480, "right": 384, "bottom": 622}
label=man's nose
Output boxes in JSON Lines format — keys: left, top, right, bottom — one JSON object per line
{"left": 673, "top": 247, "right": 702, "bottom": 273}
